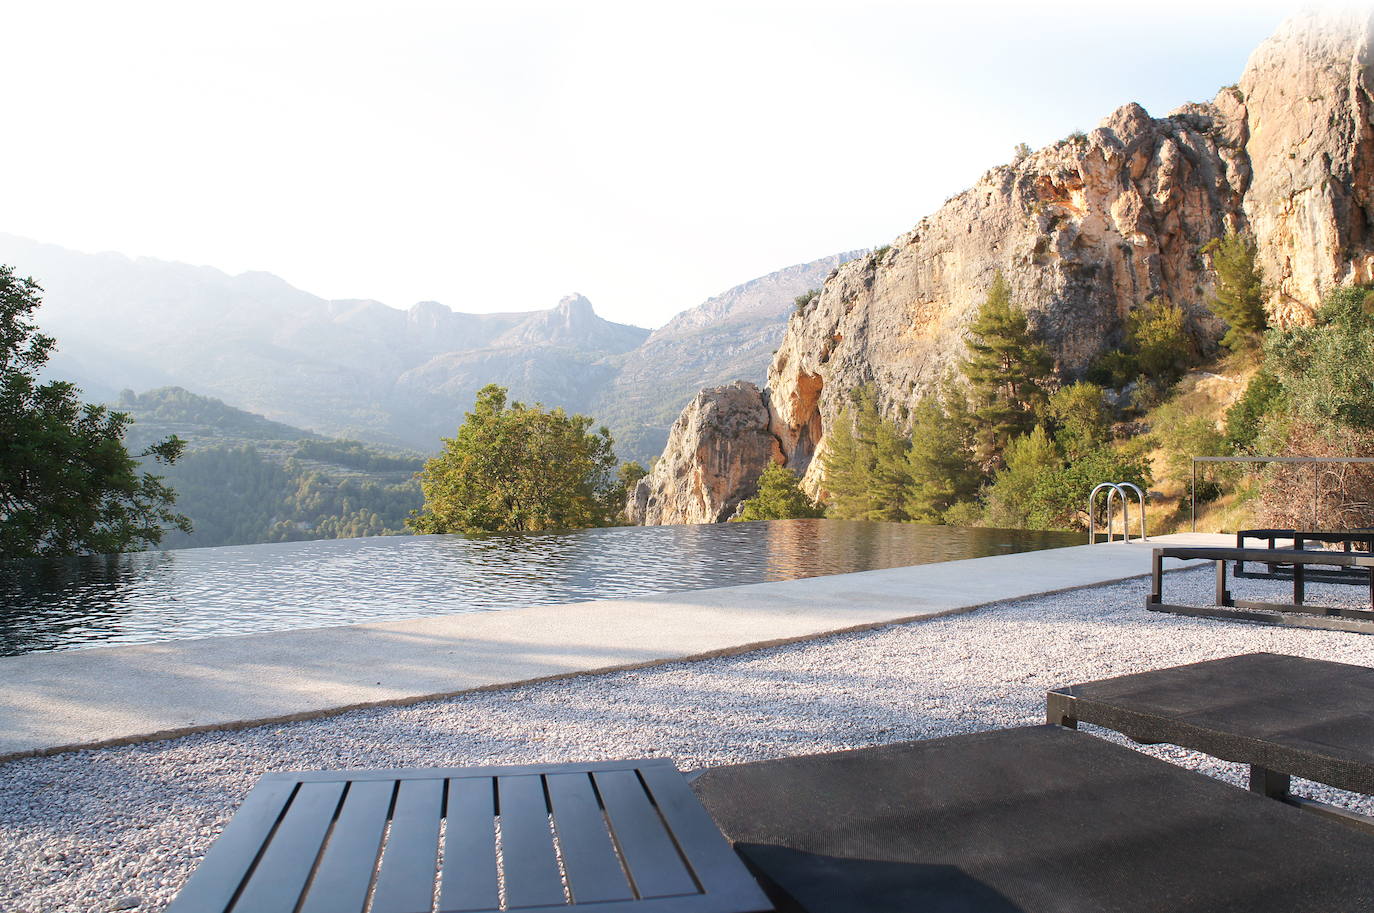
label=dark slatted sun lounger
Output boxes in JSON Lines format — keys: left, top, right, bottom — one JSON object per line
{"left": 166, "top": 757, "right": 771, "bottom": 913}
{"left": 691, "top": 725, "right": 1374, "bottom": 913}
{"left": 1148, "top": 544, "right": 1374, "bottom": 633}
{"left": 1233, "top": 528, "right": 1374, "bottom": 586}
{"left": 1048, "top": 652, "right": 1374, "bottom": 832}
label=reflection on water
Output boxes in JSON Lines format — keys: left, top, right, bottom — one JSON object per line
{"left": 0, "top": 520, "right": 1079, "bottom": 656}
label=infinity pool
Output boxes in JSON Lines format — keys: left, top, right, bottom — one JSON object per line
{"left": 0, "top": 520, "right": 1079, "bottom": 655}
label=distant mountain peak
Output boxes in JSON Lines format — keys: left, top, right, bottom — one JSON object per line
{"left": 493, "top": 294, "right": 648, "bottom": 353}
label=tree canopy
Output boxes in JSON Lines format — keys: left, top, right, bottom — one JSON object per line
{"left": 961, "top": 272, "right": 1052, "bottom": 466}
{"left": 733, "top": 462, "right": 824, "bottom": 521}
{"left": 1202, "top": 231, "right": 1267, "bottom": 350}
{"left": 0, "top": 265, "right": 189, "bottom": 557}
{"left": 408, "top": 384, "right": 621, "bottom": 534}
{"left": 821, "top": 386, "right": 909, "bottom": 521}
{"left": 1264, "top": 285, "right": 1374, "bottom": 431}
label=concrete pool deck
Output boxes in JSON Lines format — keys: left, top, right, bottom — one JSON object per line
{"left": 0, "top": 533, "right": 1225, "bottom": 761}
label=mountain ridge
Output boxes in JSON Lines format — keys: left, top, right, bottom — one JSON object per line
{"left": 0, "top": 232, "right": 857, "bottom": 463}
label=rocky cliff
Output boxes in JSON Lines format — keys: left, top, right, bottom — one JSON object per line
{"left": 636, "top": 10, "right": 1374, "bottom": 523}
{"left": 592, "top": 251, "right": 863, "bottom": 463}
{"left": 626, "top": 381, "right": 781, "bottom": 525}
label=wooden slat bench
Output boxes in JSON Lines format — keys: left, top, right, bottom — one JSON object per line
{"left": 166, "top": 758, "right": 772, "bottom": 913}
{"left": 1147, "top": 544, "right": 1374, "bottom": 634}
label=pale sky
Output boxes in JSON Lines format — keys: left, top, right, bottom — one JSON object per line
{"left": 3, "top": 1, "right": 1314, "bottom": 328}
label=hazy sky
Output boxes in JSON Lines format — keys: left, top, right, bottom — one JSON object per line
{"left": 4, "top": 1, "right": 1312, "bottom": 328}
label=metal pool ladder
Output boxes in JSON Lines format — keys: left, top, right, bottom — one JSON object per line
{"left": 1088, "top": 482, "right": 1148, "bottom": 544}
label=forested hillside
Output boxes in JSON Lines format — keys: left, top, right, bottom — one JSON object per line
{"left": 117, "top": 388, "right": 424, "bottom": 549}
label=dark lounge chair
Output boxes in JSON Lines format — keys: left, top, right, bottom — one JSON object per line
{"left": 165, "top": 758, "right": 772, "bottom": 913}
{"left": 1233, "top": 528, "right": 1374, "bottom": 586}
{"left": 690, "top": 725, "right": 1374, "bottom": 913}
{"left": 1147, "top": 544, "right": 1374, "bottom": 633}
{"left": 1048, "top": 651, "right": 1374, "bottom": 833}
{"left": 168, "top": 721, "right": 1374, "bottom": 912}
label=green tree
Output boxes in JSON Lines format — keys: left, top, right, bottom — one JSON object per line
{"left": 820, "top": 386, "right": 909, "bottom": 521}
{"left": 1046, "top": 382, "right": 1113, "bottom": 460}
{"left": 1029, "top": 445, "right": 1150, "bottom": 529}
{"left": 904, "top": 392, "right": 980, "bottom": 522}
{"left": 819, "top": 393, "right": 874, "bottom": 519}
{"left": 1085, "top": 298, "right": 1195, "bottom": 394}
{"left": 962, "top": 272, "right": 1052, "bottom": 466}
{"left": 1202, "top": 231, "right": 1267, "bottom": 350}
{"left": 1128, "top": 297, "right": 1193, "bottom": 385}
{"left": 408, "top": 384, "right": 619, "bottom": 533}
{"left": 1224, "top": 371, "right": 1284, "bottom": 452}
{"left": 982, "top": 426, "right": 1061, "bottom": 529}
{"left": 1265, "top": 285, "right": 1374, "bottom": 430}
{"left": 0, "top": 266, "right": 190, "bottom": 557}
{"left": 733, "top": 463, "right": 825, "bottom": 521}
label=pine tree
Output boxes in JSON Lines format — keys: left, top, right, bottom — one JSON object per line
{"left": 1202, "top": 231, "right": 1266, "bottom": 350}
{"left": 821, "top": 388, "right": 879, "bottom": 519}
{"left": 962, "top": 272, "right": 1052, "bottom": 467}
{"left": 904, "top": 391, "right": 981, "bottom": 522}
{"left": 820, "top": 385, "right": 909, "bottom": 521}
{"left": 733, "top": 463, "right": 825, "bottom": 521}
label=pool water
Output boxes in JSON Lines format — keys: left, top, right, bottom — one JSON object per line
{"left": 0, "top": 520, "right": 1079, "bottom": 656}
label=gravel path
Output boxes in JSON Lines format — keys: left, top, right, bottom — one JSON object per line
{"left": 6, "top": 565, "right": 1374, "bottom": 913}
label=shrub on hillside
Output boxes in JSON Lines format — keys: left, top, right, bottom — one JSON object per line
{"left": 1265, "top": 285, "right": 1374, "bottom": 431}
{"left": 1254, "top": 420, "right": 1374, "bottom": 529}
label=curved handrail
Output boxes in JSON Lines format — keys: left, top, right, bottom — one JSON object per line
{"left": 1088, "top": 482, "right": 1127, "bottom": 544}
{"left": 1089, "top": 481, "right": 1148, "bottom": 543}
{"left": 1106, "top": 485, "right": 1131, "bottom": 545}
{"left": 1117, "top": 482, "right": 1148, "bottom": 542}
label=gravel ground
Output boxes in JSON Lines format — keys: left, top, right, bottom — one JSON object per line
{"left": 6, "top": 564, "right": 1374, "bottom": 913}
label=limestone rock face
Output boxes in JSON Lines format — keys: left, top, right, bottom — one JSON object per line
{"left": 769, "top": 97, "right": 1247, "bottom": 484}
{"left": 1236, "top": 10, "right": 1374, "bottom": 325}
{"left": 626, "top": 381, "right": 782, "bottom": 525}
{"left": 638, "top": 12, "right": 1374, "bottom": 518}
{"left": 766, "top": 11, "right": 1374, "bottom": 491}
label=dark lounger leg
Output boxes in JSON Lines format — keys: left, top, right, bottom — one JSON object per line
{"left": 1249, "top": 765, "right": 1291, "bottom": 799}
{"left": 1046, "top": 691, "right": 1077, "bottom": 728}
{"left": 1215, "top": 559, "right": 1233, "bottom": 606}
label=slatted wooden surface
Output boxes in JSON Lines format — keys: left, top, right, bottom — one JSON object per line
{"left": 167, "top": 759, "right": 771, "bottom": 913}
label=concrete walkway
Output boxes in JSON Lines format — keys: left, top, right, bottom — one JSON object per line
{"left": 0, "top": 533, "right": 1225, "bottom": 761}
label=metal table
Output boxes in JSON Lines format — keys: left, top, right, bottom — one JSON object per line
{"left": 167, "top": 757, "right": 772, "bottom": 913}
{"left": 1048, "top": 652, "right": 1374, "bottom": 831}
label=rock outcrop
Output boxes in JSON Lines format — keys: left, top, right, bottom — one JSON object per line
{"left": 1236, "top": 12, "right": 1374, "bottom": 324}
{"left": 592, "top": 251, "right": 863, "bottom": 464}
{"left": 636, "top": 11, "right": 1374, "bottom": 515}
{"left": 626, "top": 381, "right": 782, "bottom": 525}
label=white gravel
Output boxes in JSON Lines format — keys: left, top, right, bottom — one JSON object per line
{"left": 5, "top": 565, "right": 1374, "bottom": 913}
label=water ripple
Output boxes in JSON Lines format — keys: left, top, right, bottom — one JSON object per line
{"left": 0, "top": 520, "right": 1078, "bottom": 655}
